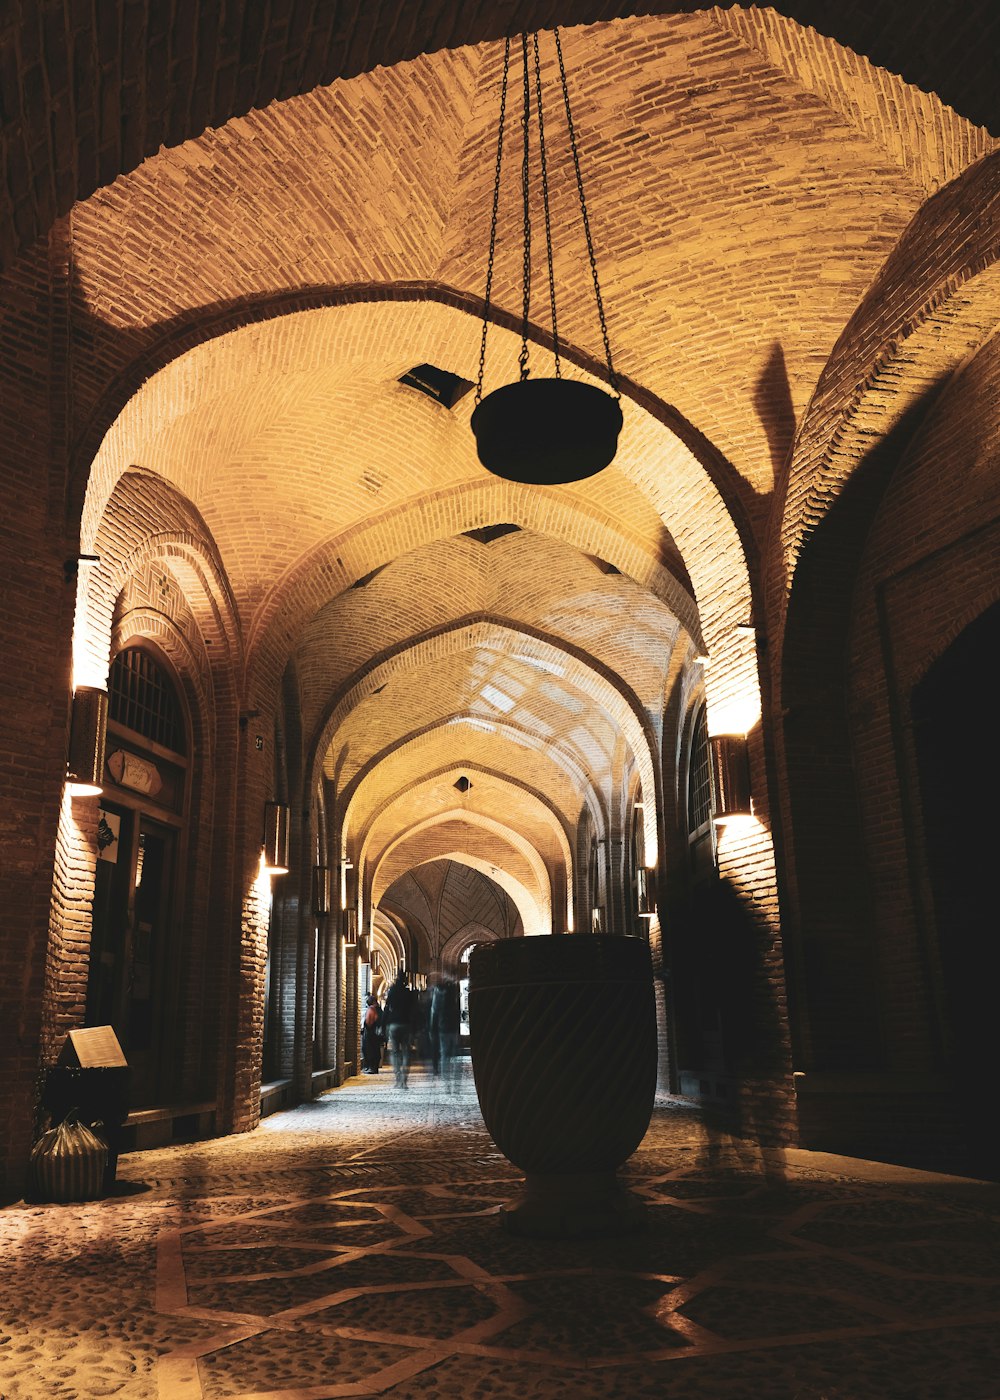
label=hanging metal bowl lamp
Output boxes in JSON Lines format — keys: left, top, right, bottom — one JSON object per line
{"left": 471, "top": 29, "right": 623, "bottom": 487}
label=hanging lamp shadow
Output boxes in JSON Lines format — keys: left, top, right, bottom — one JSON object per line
{"left": 472, "top": 29, "right": 622, "bottom": 487}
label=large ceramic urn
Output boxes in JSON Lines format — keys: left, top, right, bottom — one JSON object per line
{"left": 468, "top": 933, "right": 658, "bottom": 1238}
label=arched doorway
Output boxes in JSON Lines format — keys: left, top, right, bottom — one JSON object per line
{"left": 86, "top": 645, "right": 190, "bottom": 1105}
{"left": 912, "top": 602, "right": 1000, "bottom": 1179}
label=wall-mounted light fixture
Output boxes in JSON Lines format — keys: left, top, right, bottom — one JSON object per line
{"left": 63, "top": 552, "right": 101, "bottom": 585}
{"left": 357, "top": 932, "right": 369, "bottom": 963}
{"left": 66, "top": 686, "right": 108, "bottom": 796}
{"left": 591, "top": 905, "right": 605, "bottom": 933}
{"left": 371, "top": 949, "right": 381, "bottom": 975}
{"left": 341, "top": 859, "right": 356, "bottom": 910}
{"left": 343, "top": 910, "right": 358, "bottom": 946}
{"left": 312, "top": 864, "right": 331, "bottom": 916}
{"left": 636, "top": 867, "right": 655, "bottom": 919}
{"left": 710, "top": 734, "right": 753, "bottom": 823}
{"left": 262, "top": 801, "right": 290, "bottom": 874}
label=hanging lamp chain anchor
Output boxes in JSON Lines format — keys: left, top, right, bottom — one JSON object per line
{"left": 533, "top": 30, "right": 560, "bottom": 379}
{"left": 471, "top": 28, "right": 623, "bottom": 489}
{"left": 553, "top": 26, "right": 619, "bottom": 398}
{"left": 518, "top": 31, "right": 533, "bottom": 382}
{"left": 477, "top": 29, "right": 618, "bottom": 405}
{"left": 476, "top": 36, "right": 511, "bottom": 407}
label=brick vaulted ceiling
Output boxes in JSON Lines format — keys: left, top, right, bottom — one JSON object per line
{"left": 30, "top": 6, "right": 997, "bottom": 907}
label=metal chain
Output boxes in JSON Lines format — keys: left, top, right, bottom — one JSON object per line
{"left": 518, "top": 32, "right": 532, "bottom": 382}
{"left": 533, "top": 31, "right": 560, "bottom": 378}
{"left": 476, "top": 37, "right": 511, "bottom": 407}
{"left": 553, "top": 26, "right": 619, "bottom": 396}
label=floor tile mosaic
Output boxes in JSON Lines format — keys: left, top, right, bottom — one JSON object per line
{"left": 2, "top": 1063, "right": 999, "bottom": 1399}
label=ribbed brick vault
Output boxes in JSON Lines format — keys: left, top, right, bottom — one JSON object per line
{"left": 55, "top": 3, "right": 999, "bottom": 943}
{"left": 1, "top": 1, "right": 998, "bottom": 274}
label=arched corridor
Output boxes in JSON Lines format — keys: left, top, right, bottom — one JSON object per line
{"left": 3, "top": 0, "right": 1000, "bottom": 1251}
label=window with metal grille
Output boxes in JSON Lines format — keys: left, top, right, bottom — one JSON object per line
{"left": 687, "top": 705, "right": 712, "bottom": 834}
{"left": 108, "top": 647, "right": 185, "bottom": 754}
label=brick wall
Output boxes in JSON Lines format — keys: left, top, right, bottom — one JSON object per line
{"left": 0, "top": 235, "right": 78, "bottom": 1199}
{"left": 831, "top": 329, "right": 1000, "bottom": 1158}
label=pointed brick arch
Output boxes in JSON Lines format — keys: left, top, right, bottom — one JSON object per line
{"left": 777, "top": 149, "right": 1000, "bottom": 616}
{"left": 76, "top": 468, "right": 240, "bottom": 685}
{"left": 439, "top": 923, "right": 503, "bottom": 979}
{"left": 79, "top": 296, "right": 728, "bottom": 658}
{"left": 1, "top": 2, "right": 997, "bottom": 278}
{"left": 360, "top": 770, "right": 574, "bottom": 909}
{"left": 382, "top": 861, "right": 520, "bottom": 967}
{"left": 317, "top": 617, "right": 660, "bottom": 855}
{"left": 337, "top": 718, "right": 598, "bottom": 834}
{"left": 372, "top": 815, "right": 550, "bottom": 937}
{"left": 349, "top": 758, "right": 583, "bottom": 866}
{"left": 371, "top": 811, "right": 550, "bottom": 897}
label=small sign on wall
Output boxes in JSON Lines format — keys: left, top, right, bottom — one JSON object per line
{"left": 107, "top": 749, "right": 162, "bottom": 797}
{"left": 59, "top": 1025, "right": 128, "bottom": 1068}
{"left": 97, "top": 808, "right": 121, "bottom": 863}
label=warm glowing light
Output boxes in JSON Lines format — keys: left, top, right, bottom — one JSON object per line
{"left": 67, "top": 781, "right": 102, "bottom": 797}
{"left": 708, "top": 699, "right": 760, "bottom": 737}
{"left": 262, "top": 801, "right": 290, "bottom": 873}
{"left": 70, "top": 567, "right": 109, "bottom": 692}
{"left": 715, "top": 812, "right": 763, "bottom": 858}
{"left": 340, "top": 857, "right": 355, "bottom": 910}
{"left": 636, "top": 866, "right": 655, "bottom": 918}
{"left": 255, "top": 852, "right": 274, "bottom": 900}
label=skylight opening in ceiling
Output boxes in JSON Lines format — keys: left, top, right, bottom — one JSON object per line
{"left": 514, "top": 652, "right": 565, "bottom": 677}
{"left": 481, "top": 683, "right": 516, "bottom": 713}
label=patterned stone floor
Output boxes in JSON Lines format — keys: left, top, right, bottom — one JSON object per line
{"left": 2, "top": 1063, "right": 1000, "bottom": 1399}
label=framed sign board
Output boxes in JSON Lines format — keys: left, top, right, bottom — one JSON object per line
{"left": 59, "top": 1025, "right": 128, "bottom": 1068}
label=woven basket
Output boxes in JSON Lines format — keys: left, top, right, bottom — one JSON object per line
{"left": 29, "top": 1112, "right": 108, "bottom": 1203}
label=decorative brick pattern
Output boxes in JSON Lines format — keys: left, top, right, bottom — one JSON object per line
{"left": 2, "top": 3, "right": 997, "bottom": 280}
{"left": 383, "top": 858, "right": 523, "bottom": 968}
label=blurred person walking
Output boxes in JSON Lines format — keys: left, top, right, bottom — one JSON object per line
{"left": 361, "top": 993, "right": 383, "bottom": 1074}
{"left": 383, "top": 969, "right": 415, "bottom": 1089}
{"left": 430, "top": 975, "right": 462, "bottom": 1091}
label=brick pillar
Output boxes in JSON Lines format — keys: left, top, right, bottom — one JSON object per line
{"left": 0, "top": 232, "right": 81, "bottom": 1201}
{"left": 217, "top": 711, "right": 276, "bottom": 1135}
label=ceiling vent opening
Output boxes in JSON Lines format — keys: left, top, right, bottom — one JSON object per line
{"left": 462, "top": 523, "right": 522, "bottom": 545}
{"left": 399, "top": 363, "right": 474, "bottom": 409}
{"left": 350, "top": 564, "right": 387, "bottom": 590}
{"left": 454, "top": 775, "right": 472, "bottom": 793}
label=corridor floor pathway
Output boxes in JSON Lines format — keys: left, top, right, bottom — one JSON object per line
{"left": 2, "top": 1063, "right": 1000, "bottom": 1399}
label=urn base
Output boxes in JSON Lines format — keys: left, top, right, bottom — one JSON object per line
{"left": 500, "top": 1169, "right": 647, "bottom": 1239}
